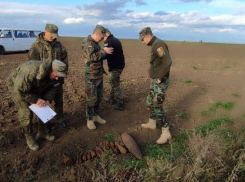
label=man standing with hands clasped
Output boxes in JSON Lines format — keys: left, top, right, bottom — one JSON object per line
{"left": 139, "top": 27, "right": 172, "bottom": 144}
{"left": 6, "top": 59, "right": 68, "bottom": 151}
{"left": 81, "top": 25, "right": 114, "bottom": 130}
{"left": 104, "top": 28, "right": 125, "bottom": 110}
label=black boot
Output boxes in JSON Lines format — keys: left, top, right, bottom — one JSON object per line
{"left": 112, "top": 103, "right": 124, "bottom": 110}
{"left": 104, "top": 97, "right": 116, "bottom": 105}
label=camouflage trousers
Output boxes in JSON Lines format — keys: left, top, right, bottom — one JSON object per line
{"left": 53, "top": 85, "right": 64, "bottom": 124}
{"left": 146, "top": 78, "right": 169, "bottom": 127}
{"left": 7, "top": 85, "right": 47, "bottom": 134}
{"left": 109, "top": 69, "right": 123, "bottom": 104}
{"left": 85, "top": 78, "right": 103, "bottom": 120}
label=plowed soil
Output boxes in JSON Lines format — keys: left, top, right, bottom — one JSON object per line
{"left": 0, "top": 37, "right": 245, "bottom": 181}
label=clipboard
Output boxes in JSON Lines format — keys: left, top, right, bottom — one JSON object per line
{"left": 29, "top": 104, "right": 56, "bottom": 123}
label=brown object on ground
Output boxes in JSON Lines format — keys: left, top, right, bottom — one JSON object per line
{"left": 77, "top": 154, "right": 82, "bottom": 164}
{"left": 95, "top": 150, "right": 101, "bottom": 157}
{"left": 105, "top": 140, "right": 110, "bottom": 150}
{"left": 115, "top": 142, "right": 127, "bottom": 154}
{"left": 95, "top": 146, "right": 103, "bottom": 157}
{"left": 112, "top": 147, "right": 119, "bottom": 154}
{"left": 62, "top": 153, "right": 73, "bottom": 166}
{"left": 1, "top": 37, "right": 245, "bottom": 181}
{"left": 87, "top": 153, "right": 91, "bottom": 160}
{"left": 82, "top": 153, "right": 87, "bottom": 161}
{"left": 110, "top": 141, "right": 115, "bottom": 148}
{"left": 121, "top": 133, "right": 142, "bottom": 159}
{"left": 90, "top": 150, "right": 97, "bottom": 159}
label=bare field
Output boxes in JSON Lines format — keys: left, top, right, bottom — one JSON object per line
{"left": 0, "top": 37, "right": 245, "bottom": 181}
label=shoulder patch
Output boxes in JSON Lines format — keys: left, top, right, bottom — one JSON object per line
{"left": 104, "top": 43, "right": 108, "bottom": 47}
{"left": 87, "top": 45, "right": 93, "bottom": 53}
{"left": 157, "top": 47, "right": 165, "bottom": 57}
{"left": 157, "top": 47, "right": 163, "bottom": 52}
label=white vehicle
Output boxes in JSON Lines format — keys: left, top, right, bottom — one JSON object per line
{"left": 0, "top": 28, "right": 41, "bottom": 55}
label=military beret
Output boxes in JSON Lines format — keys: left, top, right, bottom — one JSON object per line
{"left": 139, "top": 27, "right": 152, "bottom": 40}
{"left": 52, "top": 60, "right": 67, "bottom": 78}
{"left": 45, "top": 24, "right": 59, "bottom": 38}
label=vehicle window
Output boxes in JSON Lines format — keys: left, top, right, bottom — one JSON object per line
{"left": 29, "top": 31, "right": 40, "bottom": 38}
{"left": 14, "top": 30, "right": 29, "bottom": 38}
{"left": 0, "top": 30, "right": 12, "bottom": 38}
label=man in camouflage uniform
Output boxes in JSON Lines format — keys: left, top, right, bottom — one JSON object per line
{"left": 28, "top": 24, "right": 68, "bottom": 130}
{"left": 81, "top": 25, "right": 114, "bottom": 130}
{"left": 6, "top": 59, "right": 68, "bottom": 151}
{"left": 104, "top": 28, "right": 125, "bottom": 110}
{"left": 139, "top": 27, "right": 172, "bottom": 144}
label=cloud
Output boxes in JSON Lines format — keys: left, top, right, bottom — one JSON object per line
{"left": 194, "top": 27, "right": 236, "bottom": 33}
{"left": 210, "top": 0, "right": 245, "bottom": 9}
{"left": 1, "top": 0, "right": 245, "bottom": 43}
{"left": 135, "top": 0, "right": 147, "bottom": 5}
{"left": 178, "top": 0, "right": 213, "bottom": 2}
{"left": 63, "top": 18, "right": 85, "bottom": 24}
{"left": 76, "top": 0, "right": 132, "bottom": 19}
{"left": 154, "top": 11, "right": 169, "bottom": 16}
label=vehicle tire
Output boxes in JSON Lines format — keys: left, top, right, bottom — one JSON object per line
{"left": 0, "top": 46, "right": 5, "bottom": 55}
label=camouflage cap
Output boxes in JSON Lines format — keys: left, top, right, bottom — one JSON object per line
{"left": 95, "top": 25, "right": 106, "bottom": 36}
{"left": 139, "top": 27, "right": 152, "bottom": 40}
{"left": 52, "top": 60, "right": 67, "bottom": 78}
{"left": 45, "top": 24, "right": 59, "bottom": 38}
{"left": 105, "top": 28, "right": 111, "bottom": 34}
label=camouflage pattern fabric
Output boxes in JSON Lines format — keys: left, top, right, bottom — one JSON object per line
{"left": 6, "top": 60, "right": 57, "bottom": 133}
{"left": 28, "top": 32, "right": 68, "bottom": 66}
{"left": 109, "top": 69, "right": 123, "bottom": 104}
{"left": 85, "top": 79, "right": 103, "bottom": 120}
{"left": 28, "top": 32, "right": 68, "bottom": 123}
{"left": 81, "top": 35, "right": 107, "bottom": 120}
{"left": 146, "top": 78, "right": 169, "bottom": 127}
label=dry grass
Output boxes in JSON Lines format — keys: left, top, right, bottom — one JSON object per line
{"left": 87, "top": 125, "right": 245, "bottom": 182}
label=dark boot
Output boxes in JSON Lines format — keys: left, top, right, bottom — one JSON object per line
{"left": 112, "top": 103, "right": 124, "bottom": 110}
{"left": 104, "top": 97, "right": 116, "bottom": 105}
{"left": 36, "top": 120, "right": 55, "bottom": 141}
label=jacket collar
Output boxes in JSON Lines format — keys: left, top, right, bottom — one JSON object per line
{"left": 147, "top": 36, "right": 157, "bottom": 46}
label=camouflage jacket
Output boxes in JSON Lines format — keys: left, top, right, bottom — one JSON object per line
{"left": 28, "top": 32, "right": 68, "bottom": 68}
{"left": 81, "top": 35, "right": 106, "bottom": 80}
{"left": 6, "top": 59, "right": 58, "bottom": 104}
{"left": 147, "top": 36, "right": 172, "bottom": 81}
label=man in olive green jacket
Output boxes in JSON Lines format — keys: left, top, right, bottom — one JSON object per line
{"left": 139, "top": 27, "right": 172, "bottom": 144}
{"left": 6, "top": 59, "right": 67, "bottom": 151}
{"left": 28, "top": 24, "right": 68, "bottom": 130}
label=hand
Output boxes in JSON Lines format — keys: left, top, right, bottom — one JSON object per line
{"left": 36, "top": 98, "right": 46, "bottom": 107}
{"left": 104, "top": 47, "right": 114, "bottom": 54}
{"left": 45, "top": 100, "right": 51, "bottom": 106}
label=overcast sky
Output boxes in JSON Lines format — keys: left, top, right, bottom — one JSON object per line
{"left": 1, "top": 0, "right": 245, "bottom": 44}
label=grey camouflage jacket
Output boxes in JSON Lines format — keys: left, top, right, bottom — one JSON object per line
{"left": 6, "top": 59, "right": 58, "bottom": 104}
{"left": 28, "top": 32, "right": 68, "bottom": 68}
